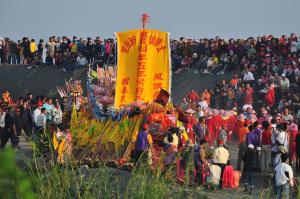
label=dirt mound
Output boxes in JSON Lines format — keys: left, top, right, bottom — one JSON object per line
{"left": 0, "top": 65, "right": 231, "bottom": 102}
{"left": 0, "top": 65, "right": 87, "bottom": 99}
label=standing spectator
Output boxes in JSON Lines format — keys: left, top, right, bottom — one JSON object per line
{"left": 274, "top": 153, "right": 294, "bottom": 199}
{"left": 51, "top": 101, "right": 63, "bottom": 128}
{"left": 187, "top": 88, "right": 199, "bottom": 103}
{"left": 0, "top": 37, "right": 4, "bottom": 64}
{"left": 243, "top": 144, "right": 256, "bottom": 194}
{"left": 86, "top": 37, "right": 94, "bottom": 65}
{"left": 295, "top": 128, "right": 300, "bottom": 175}
{"left": 19, "top": 100, "right": 32, "bottom": 139}
{"left": 35, "top": 108, "right": 47, "bottom": 133}
{"left": 133, "top": 124, "right": 153, "bottom": 165}
{"left": 265, "top": 83, "right": 276, "bottom": 108}
{"left": 42, "top": 98, "right": 54, "bottom": 123}
{"left": 212, "top": 140, "right": 230, "bottom": 189}
{"left": 22, "top": 37, "right": 30, "bottom": 65}
{"left": 0, "top": 107, "right": 6, "bottom": 143}
{"left": 261, "top": 121, "right": 272, "bottom": 172}
{"left": 237, "top": 119, "right": 250, "bottom": 170}
{"left": 243, "top": 84, "right": 254, "bottom": 105}
{"left": 38, "top": 39, "right": 44, "bottom": 62}
{"left": 271, "top": 123, "right": 289, "bottom": 167}
{"left": 0, "top": 107, "right": 18, "bottom": 149}
{"left": 45, "top": 37, "right": 55, "bottom": 65}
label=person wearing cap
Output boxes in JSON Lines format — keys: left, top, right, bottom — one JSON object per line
{"left": 243, "top": 143, "right": 256, "bottom": 194}
{"left": 274, "top": 153, "right": 294, "bottom": 199}
{"left": 0, "top": 107, "right": 19, "bottom": 149}
{"left": 133, "top": 123, "right": 153, "bottom": 165}
{"left": 212, "top": 140, "right": 230, "bottom": 189}
{"left": 237, "top": 119, "right": 250, "bottom": 170}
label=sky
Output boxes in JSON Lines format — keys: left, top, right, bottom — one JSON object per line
{"left": 1, "top": 0, "right": 300, "bottom": 41}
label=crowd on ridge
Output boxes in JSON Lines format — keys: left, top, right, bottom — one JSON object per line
{"left": 0, "top": 36, "right": 116, "bottom": 70}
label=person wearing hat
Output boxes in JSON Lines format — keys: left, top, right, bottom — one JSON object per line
{"left": 133, "top": 123, "right": 153, "bottom": 165}
{"left": 212, "top": 139, "right": 230, "bottom": 189}
{"left": 0, "top": 107, "right": 19, "bottom": 149}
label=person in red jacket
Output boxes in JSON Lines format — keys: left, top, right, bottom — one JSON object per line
{"left": 261, "top": 121, "right": 272, "bottom": 172}
{"left": 211, "top": 110, "right": 222, "bottom": 144}
{"left": 265, "top": 83, "right": 275, "bottom": 108}
{"left": 187, "top": 89, "right": 200, "bottom": 103}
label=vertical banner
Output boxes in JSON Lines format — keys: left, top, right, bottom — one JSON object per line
{"left": 114, "top": 29, "right": 170, "bottom": 108}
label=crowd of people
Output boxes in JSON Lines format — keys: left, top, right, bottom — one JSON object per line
{"left": 0, "top": 36, "right": 116, "bottom": 70}
{"left": 133, "top": 33, "right": 300, "bottom": 198}
{"left": 0, "top": 91, "right": 65, "bottom": 149}
{"left": 1, "top": 33, "right": 300, "bottom": 198}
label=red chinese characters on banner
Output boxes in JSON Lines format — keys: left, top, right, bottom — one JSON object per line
{"left": 149, "top": 35, "right": 167, "bottom": 53}
{"left": 121, "top": 36, "right": 137, "bottom": 54}
{"left": 120, "top": 77, "right": 130, "bottom": 106}
{"left": 136, "top": 31, "right": 149, "bottom": 101}
{"left": 153, "top": 72, "right": 163, "bottom": 99}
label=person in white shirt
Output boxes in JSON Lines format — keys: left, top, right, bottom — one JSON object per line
{"left": 77, "top": 53, "right": 87, "bottom": 65}
{"left": 35, "top": 108, "right": 47, "bottom": 132}
{"left": 198, "top": 98, "right": 208, "bottom": 111}
{"left": 51, "top": 102, "right": 63, "bottom": 126}
{"left": 32, "top": 106, "right": 42, "bottom": 125}
{"left": 271, "top": 122, "right": 289, "bottom": 167}
{"left": 280, "top": 74, "right": 290, "bottom": 90}
{"left": 0, "top": 108, "right": 6, "bottom": 142}
{"left": 274, "top": 153, "right": 294, "bottom": 199}
{"left": 243, "top": 68, "right": 255, "bottom": 84}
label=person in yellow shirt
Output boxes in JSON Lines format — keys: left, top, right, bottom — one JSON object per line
{"left": 212, "top": 140, "right": 230, "bottom": 189}
{"left": 30, "top": 39, "right": 37, "bottom": 54}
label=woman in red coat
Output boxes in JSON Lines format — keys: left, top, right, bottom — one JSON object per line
{"left": 265, "top": 84, "right": 275, "bottom": 107}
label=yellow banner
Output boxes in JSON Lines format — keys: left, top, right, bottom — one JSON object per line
{"left": 114, "top": 29, "right": 170, "bottom": 108}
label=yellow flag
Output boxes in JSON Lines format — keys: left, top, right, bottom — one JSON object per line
{"left": 115, "top": 29, "right": 171, "bottom": 108}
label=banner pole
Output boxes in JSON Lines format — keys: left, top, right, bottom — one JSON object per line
{"left": 168, "top": 32, "right": 172, "bottom": 102}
